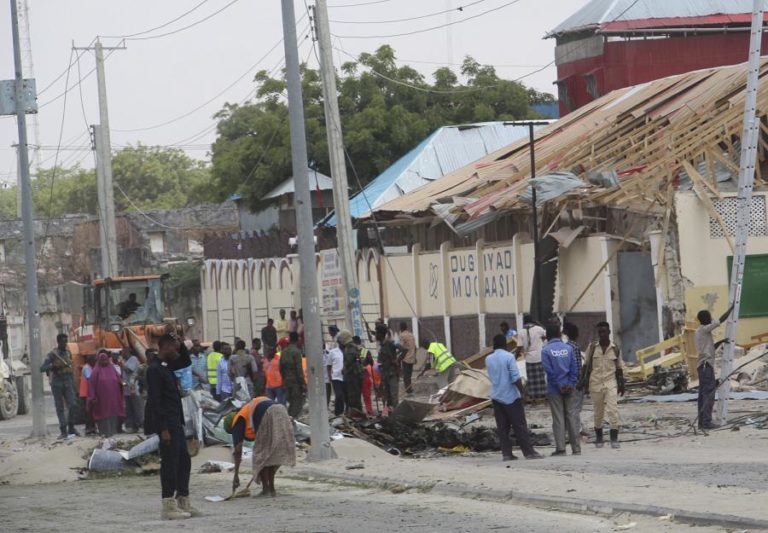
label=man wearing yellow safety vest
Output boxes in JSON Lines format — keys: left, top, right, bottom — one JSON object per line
{"left": 207, "top": 341, "right": 223, "bottom": 400}
{"left": 418, "top": 339, "right": 458, "bottom": 389}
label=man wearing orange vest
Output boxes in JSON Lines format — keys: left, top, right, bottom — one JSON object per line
{"left": 224, "top": 396, "right": 272, "bottom": 493}
{"left": 265, "top": 338, "right": 287, "bottom": 405}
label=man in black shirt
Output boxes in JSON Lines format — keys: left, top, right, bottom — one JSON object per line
{"left": 261, "top": 319, "right": 278, "bottom": 358}
{"left": 145, "top": 334, "right": 199, "bottom": 520}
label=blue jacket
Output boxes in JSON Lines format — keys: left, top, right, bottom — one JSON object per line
{"left": 541, "top": 339, "right": 579, "bottom": 396}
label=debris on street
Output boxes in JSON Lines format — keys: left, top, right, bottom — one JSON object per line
{"left": 331, "top": 414, "right": 551, "bottom": 457}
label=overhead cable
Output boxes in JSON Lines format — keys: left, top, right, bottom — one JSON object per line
{"left": 334, "top": 0, "right": 522, "bottom": 39}
{"left": 123, "top": 0, "right": 242, "bottom": 41}
{"left": 101, "top": 0, "right": 213, "bottom": 39}
{"left": 330, "top": 0, "right": 489, "bottom": 24}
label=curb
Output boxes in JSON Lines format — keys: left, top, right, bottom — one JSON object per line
{"left": 290, "top": 467, "right": 768, "bottom": 531}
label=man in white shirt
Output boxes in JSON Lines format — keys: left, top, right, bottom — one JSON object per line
{"left": 326, "top": 335, "right": 345, "bottom": 416}
{"left": 516, "top": 314, "right": 547, "bottom": 401}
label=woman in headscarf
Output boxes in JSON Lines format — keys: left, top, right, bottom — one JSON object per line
{"left": 226, "top": 396, "right": 296, "bottom": 497}
{"left": 87, "top": 350, "right": 125, "bottom": 437}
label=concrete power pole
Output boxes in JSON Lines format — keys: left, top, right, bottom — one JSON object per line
{"left": 94, "top": 39, "right": 119, "bottom": 278}
{"left": 74, "top": 39, "right": 123, "bottom": 278}
{"left": 7, "top": 0, "right": 46, "bottom": 437}
{"left": 716, "top": 0, "right": 764, "bottom": 423}
{"left": 313, "top": 0, "right": 365, "bottom": 340}
{"left": 280, "top": 0, "right": 334, "bottom": 461}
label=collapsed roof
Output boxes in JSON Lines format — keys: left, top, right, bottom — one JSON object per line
{"left": 360, "top": 58, "right": 768, "bottom": 232}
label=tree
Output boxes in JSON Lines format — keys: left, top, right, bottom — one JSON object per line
{"left": 0, "top": 145, "right": 212, "bottom": 219}
{"left": 210, "top": 45, "right": 553, "bottom": 211}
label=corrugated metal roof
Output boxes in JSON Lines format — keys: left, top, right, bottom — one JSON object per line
{"left": 321, "top": 122, "right": 541, "bottom": 226}
{"left": 264, "top": 168, "right": 334, "bottom": 199}
{"left": 548, "top": 0, "right": 758, "bottom": 36}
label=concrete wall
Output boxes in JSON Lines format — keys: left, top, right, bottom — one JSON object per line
{"left": 201, "top": 235, "right": 616, "bottom": 358}
{"left": 676, "top": 191, "right": 768, "bottom": 344}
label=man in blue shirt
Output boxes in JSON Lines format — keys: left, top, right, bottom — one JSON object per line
{"left": 486, "top": 334, "right": 542, "bottom": 461}
{"left": 541, "top": 322, "right": 581, "bottom": 456}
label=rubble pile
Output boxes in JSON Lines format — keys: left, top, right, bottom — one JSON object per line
{"left": 335, "top": 415, "right": 551, "bottom": 456}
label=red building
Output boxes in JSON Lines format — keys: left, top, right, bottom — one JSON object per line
{"left": 548, "top": 0, "right": 768, "bottom": 116}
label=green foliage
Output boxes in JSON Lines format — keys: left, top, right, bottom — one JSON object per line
{"left": 210, "top": 45, "right": 553, "bottom": 211}
{"left": 161, "top": 261, "right": 202, "bottom": 294}
{"left": 0, "top": 145, "right": 212, "bottom": 219}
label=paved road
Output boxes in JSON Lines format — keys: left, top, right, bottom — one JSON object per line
{"left": 1, "top": 474, "right": 695, "bottom": 533}
{"left": 0, "top": 394, "right": 66, "bottom": 438}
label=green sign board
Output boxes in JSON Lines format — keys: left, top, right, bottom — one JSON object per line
{"left": 726, "top": 254, "right": 768, "bottom": 318}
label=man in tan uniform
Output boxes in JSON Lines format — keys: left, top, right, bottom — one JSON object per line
{"left": 579, "top": 321, "right": 625, "bottom": 449}
{"left": 397, "top": 322, "right": 416, "bottom": 394}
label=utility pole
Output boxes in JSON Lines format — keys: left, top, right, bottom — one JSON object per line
{"left": 313, "top": 0, "right": 365, "bottom": 340}
{"left": 716, "top": 0, "right": 764, "bottom": 423}
{"left": 5, "top": 0, "right": 46, "bottom": 437}
{"left": 522, "top": 121, "right": 550, "bottom": 320}
{"left": 73, "top": 38, "right": 124, "bottom": 278}
{"left": 281, "top": 0, "right": 334, "bottom": 461}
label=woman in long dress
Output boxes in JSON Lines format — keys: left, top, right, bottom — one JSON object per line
{"left": 87, "top": 351, "right": 125, "bottom": 437}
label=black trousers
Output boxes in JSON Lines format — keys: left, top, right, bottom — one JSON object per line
{"left": 402, "top": 363, "right": 414, "bottom": 391}
{"left": 492, "top": 399, "right": 535, "bottom": 458}
{"left": 332, "top": 380, "right": 345, "bottom": 415}
{"left": 698, "top": 362, "right": 717, "bottom": 427}
{"left": 325, "top": 382, "right": 332, "bottom": 407}
{"left": 159, "top": 426, "right": 190, "bottom": 499}
{"left": 51, "top": 376, "right": 77, "bottom": 434}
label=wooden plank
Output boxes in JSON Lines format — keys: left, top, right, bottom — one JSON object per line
{"left": 690, "top": 177, "right": 735, "bottom": 253}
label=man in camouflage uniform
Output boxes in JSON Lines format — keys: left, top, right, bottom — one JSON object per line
{"left": 279, "top": 332, "right": 306, "bottom": 418}
{"left": 41, "top": 333, "right": 79, "bottom": 439}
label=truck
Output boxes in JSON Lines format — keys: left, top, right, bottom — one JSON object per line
{"left": 68, "top": 274, "right": 191, "bottom": 388}
{"left": 0, "top": 313, "right": 30, "bottom": 420}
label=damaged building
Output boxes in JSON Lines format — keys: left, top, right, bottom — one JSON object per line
{"left": 202, "top": 59, "right": 768, "bottom": 362}
{"left": 0, "top": 202, "right": 238, "bottom": 357}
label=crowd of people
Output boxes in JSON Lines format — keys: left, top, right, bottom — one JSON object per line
{"left": 41, "top": 304, "right": 728, "bottom": 520}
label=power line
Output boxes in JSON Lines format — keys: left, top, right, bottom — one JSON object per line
{"left": 123, "top": 0, "right": 242, "bottom": 42}
{"left": 37, "top": 46, "right": 121, "bottom": 109}
{"left": 396, "top": 57, "right": 548, "bottom": 68}
{"left": 164, "top": 27, "right": 312, "bottom": 148}
{"left": 334, "top": 0, "right": 522, "bottom": 39}
{"left": 111, "top": 15, "right": 309, "bottom": 133}
{"left": 37, "top": 48, "right": 76, "bottom": 262}
{"left": 101, "top": 0, "right": 214, "bottom": 39}
{"left": 332, "top": 45, "right": 504, "bottom": 94}
{"left": 37, "top": 38, "right": 96, "bottom": 96}
{"left": 330, "top": 0, "right": 489, "bottom": 24}
{"left": 328, "top": 0, "right": 395, "bottom": 7}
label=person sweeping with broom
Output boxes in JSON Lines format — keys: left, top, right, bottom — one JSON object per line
{"left": 225, "top": 395, "right": 296, "bottom": 497}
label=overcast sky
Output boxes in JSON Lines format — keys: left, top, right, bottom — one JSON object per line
{"left": 0, "top": 0, "right": 588, "bottom": 185}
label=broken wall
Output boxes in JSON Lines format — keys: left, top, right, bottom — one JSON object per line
{"left": 676, "top": 191, "right": 768, "bottom": 344}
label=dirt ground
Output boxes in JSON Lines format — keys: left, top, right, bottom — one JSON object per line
{"left": 0, "top": 474, "right": 733, "bottom": 533}
{"left": 1, "top": 395, "right": 767, "bottom": 531}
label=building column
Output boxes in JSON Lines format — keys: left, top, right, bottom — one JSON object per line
{"left": 411, "top": 243, "right": 422, "bottom": 343}
{"left": 599, "top": 236, "right": 616, "bottom": 333}
{"left": 647, "top": 230, "right": 666, "bottom": 343}
{"left": 439, "top": 241, "right": 452, "bottom": 352}
{"left": 476, "top": 239, "right": 486, "bottom": 349}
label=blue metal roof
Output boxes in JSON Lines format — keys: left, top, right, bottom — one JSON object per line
{"left": 321, "top": 122, "right": 537, "bottom": 226}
